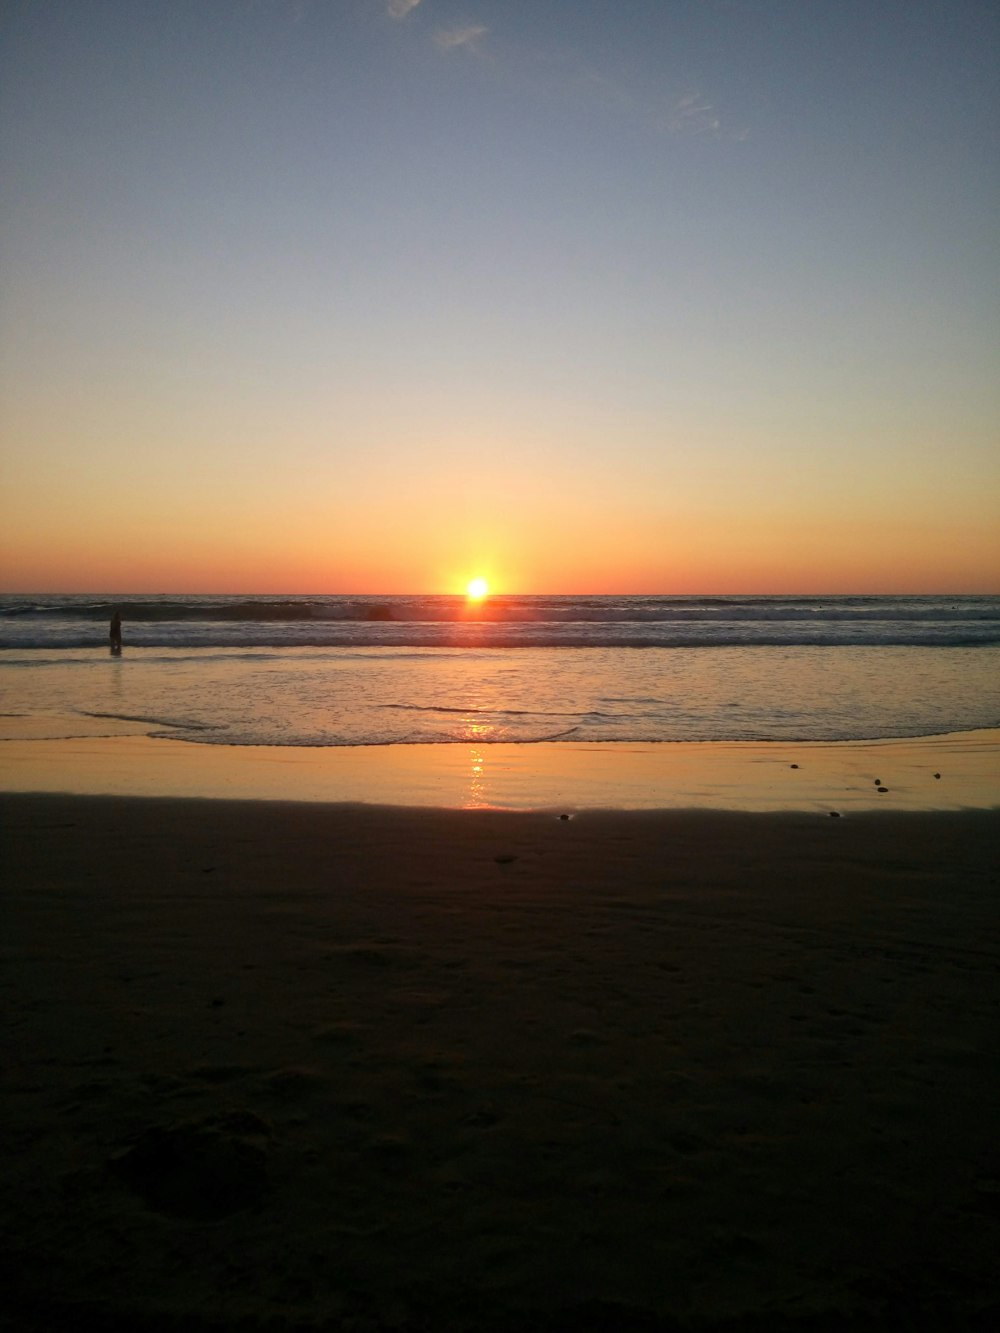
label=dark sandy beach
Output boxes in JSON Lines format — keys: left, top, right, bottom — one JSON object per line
{"left": 2, "top": 794, "right": 999, "bottom": 1330}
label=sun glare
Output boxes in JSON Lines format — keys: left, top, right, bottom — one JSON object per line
{"left": 466, "top": 577, "right": 489, "bottom": 600}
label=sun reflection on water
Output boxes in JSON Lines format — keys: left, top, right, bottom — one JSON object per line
{"left": 465, "top": 746, "right": 487, "bottom": 808}
{"left": 462, "top": 719, "right": 497, "bottom": 807}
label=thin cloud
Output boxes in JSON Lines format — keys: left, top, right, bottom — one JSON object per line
{"left": 387, "top": 0, "right": 422, "bottom": 18}
{"left": 435, "top": 24, "right": 488, "bottom": 53}
{"left": 662, "top": 93, "right": 722, "bottom": 137}
{"left": 527, "top": 47, "right": 740, "bottom": 141}
{"left": 661, "top": 92, "right": 749, "bottom": 140}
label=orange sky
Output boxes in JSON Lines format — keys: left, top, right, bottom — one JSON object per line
{"left": 3, "top": 479, "right": 997, "bottom": 595}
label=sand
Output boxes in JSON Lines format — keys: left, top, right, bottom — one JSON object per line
{"left": 2, "top": 726, "right": 999, "bottom": 810}
{"left": 2, "top": 792, "right": 999, "bottom": 1331}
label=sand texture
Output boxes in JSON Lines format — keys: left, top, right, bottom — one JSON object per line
{"left": 2, "top": 795, "right": 999, "bottom": 1330}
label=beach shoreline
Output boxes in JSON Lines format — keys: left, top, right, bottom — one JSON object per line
{"left": 2, "top": 725, "right": 998, "bottom": 812}
{"left": 3, "top": 792, "right": 999, "bottom": 1329}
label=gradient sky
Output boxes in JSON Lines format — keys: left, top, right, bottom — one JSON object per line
{"left": 2, "top": 0, "right": 998, "bottom": 594}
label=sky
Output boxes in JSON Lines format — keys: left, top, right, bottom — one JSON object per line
{"left": 1, "top": 0, "right": 998, "bottom": 594}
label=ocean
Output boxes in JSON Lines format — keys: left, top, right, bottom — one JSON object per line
{"left": 2, "top": 593, "right": 999, "bottom": 748}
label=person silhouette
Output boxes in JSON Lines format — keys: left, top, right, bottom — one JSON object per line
{"left": 110, "top": 610, "right": 123, "bottom": 655}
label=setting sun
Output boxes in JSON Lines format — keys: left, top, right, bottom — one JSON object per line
{"left": 466, "top": 578, "right": 489, "bottom": 601}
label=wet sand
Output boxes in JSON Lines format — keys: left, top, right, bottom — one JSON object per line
{"left": 2, "top": 726, "right": 999, "bottom": 810}
{"left": 2, "top": 792, "right": 999, "bottom": 1330}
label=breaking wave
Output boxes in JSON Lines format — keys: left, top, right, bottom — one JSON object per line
{"left": 2, "top": 593, "right": 999, "bottom": 650}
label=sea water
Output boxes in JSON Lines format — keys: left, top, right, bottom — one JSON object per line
{"left": 1, "top": 594, "right": 998, "bottom": 747}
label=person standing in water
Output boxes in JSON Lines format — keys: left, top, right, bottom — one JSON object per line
{"left": 109, "top": 609, "right": 123, "bottom": 654}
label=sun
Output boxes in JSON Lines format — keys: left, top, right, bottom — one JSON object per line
{"left": 466, "top": 577, "right": 489, "bottom": 601}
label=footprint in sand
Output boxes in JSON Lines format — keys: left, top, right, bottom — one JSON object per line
{"left": 110, "top": 1110, "right": 272, "bottom": 1219}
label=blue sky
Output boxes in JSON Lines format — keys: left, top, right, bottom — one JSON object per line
{"left": 2, "top": 0, "right": 998, "bottom": 592}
